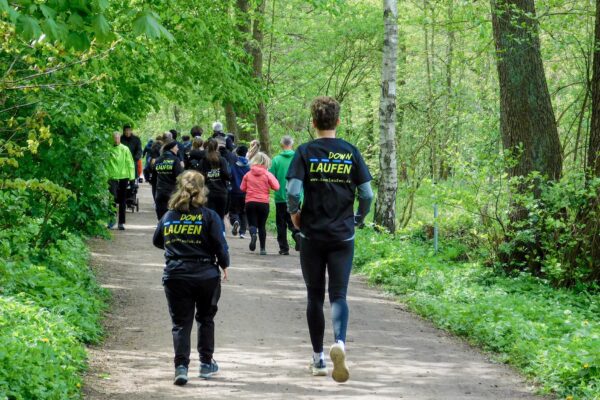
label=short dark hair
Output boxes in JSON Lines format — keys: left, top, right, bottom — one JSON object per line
{"left": 182, "top": 135, "right": 190, "bottom": 141}
{"left": 236, "top": 145, "right": 248, "bottom": 157}
{"left": 311, "top": 96, "right": 340, "bottom": 130}
{"left": 123, "top": 124, "right": 132, "bottom": 132}
{"left": 169, "top": 129, "right": 178, "bottom": 140}
{"left": 191, "top": 126, "right": 203, "bottom": 137}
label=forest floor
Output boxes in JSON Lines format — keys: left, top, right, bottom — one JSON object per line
{"left": 83, "top": 184, "right": 549, "bottom": 400}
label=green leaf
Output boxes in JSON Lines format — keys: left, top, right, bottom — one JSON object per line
{"left": 96, "top": 0, "right": 109, "bottom": 12}
{"left": 133, "top": 10, "right": 174, "bottom": 41}
{"left": 92, "top": 14, "right": 112, "bottom": 42}
{"left": 39, "top": 4, "right": 56, "bottom": 19}
{"left": 16, "top": 14, "right": 42, "bottom": 40}
{"left": 67, "top": 12, "right": 84, "bottom": 28}
{"left": 0, "top": 0, "right": 9, "bottom": 13}
{"left": 66, "top": 31, "right": 90, "bottom": 51}
{"left": 41, "top": 18, "right": 62, "bottom": 41}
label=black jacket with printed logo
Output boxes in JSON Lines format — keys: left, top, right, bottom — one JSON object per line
{"left": 153, "top": 206, "right": 229, "bottom": 281}
{"left": 154, "top": 150, "right": 183, "bottom": 199}
{"left": 198, "top": 157, "right": 231, "bottom": 196}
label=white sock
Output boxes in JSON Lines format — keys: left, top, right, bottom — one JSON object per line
{"left": 336, "top": 340, "right": 345, "bottom": 351}
{"left": 313, "top": 352, "right": 324, "bottom": 364}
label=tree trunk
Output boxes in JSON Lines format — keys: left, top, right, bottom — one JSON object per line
{"left": 235, "top": 0, "right": 254, "bottom": 143}
{"left": 491, "top": 0, "right": 563, "bottom": 272}
{"left": 491, "top": 0, "right": 563, "bottom": 185}
{"left": 374, "top": 0, "right": 399, "bottom": 233}
{"left": 224, "top": 102, "right": 238, "bottom": 137}
{"left": 590, "top": 0, "right": 600, "bottom": 178}
{"left": 173, "top": 105, "right": 182, "bottom": 129}
{"left": 252, "top": 0, "right": 271, "bottom": 156}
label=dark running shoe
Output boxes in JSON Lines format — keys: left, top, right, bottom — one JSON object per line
{"left": 260, "top": 249, "right": 267, "bottom": 256}
{"left": 199, "top": 359, "right": 219, "bottom": 379}
{"left": 232, "top": 221, "right": 240, "bottom": 236}
{"left": 174, "top": 365, "right": 188, "bottom": 386}
{"left": 118, "top": 224, "right": 125, "bottom": 230}
{"left": 279, "top": 250, "right": 290, "bottom": 255}
{"left": 249, "top": 233, "right": 257, "bottom": 251}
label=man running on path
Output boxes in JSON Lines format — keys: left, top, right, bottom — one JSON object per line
{"left": 270, "top": 136, "right": 301, "bottom": 255}
{"left": 286, "top": 96, "right": 374, "bottom": 383}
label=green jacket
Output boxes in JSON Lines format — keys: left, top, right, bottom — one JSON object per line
{"left": 107, "top": 143, "right": 135, "bottom": 180}
{"left": 270, "top": 149, "right": 296, "bottom": 203}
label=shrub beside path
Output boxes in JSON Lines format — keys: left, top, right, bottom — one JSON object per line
{"left": 84, "top": 184, "right": 549, "bottom": 400}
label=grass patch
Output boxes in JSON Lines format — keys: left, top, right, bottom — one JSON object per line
{"left": 0, "top": 232, "right": 108, "bottom": 399}
{"left": 354, "top": 228, "right": 600, "bottom": 399}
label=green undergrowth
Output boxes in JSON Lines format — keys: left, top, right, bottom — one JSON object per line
{"left": 0, "top": 230, "right": 108, "bottom": 399}
{"left": 354, "top": 228, "right": 600, "bottom": 400}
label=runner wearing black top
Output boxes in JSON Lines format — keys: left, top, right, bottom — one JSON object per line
{"left": 287, "top": 96, "right": 374, "bottom": 383}
{"left": 153, "top": 170, "right": 229, "bottom": 385}
{"left": 198, "top": 139, "right": 231, "bottom": 222}
{"left": 154, "top": 141, "right": 184, "bottom": 220}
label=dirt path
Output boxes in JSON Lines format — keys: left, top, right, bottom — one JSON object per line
{"left": 84, "top": 184, "right": 546, "bottom": 400}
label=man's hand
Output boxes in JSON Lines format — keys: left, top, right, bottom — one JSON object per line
{"left": 291, "top": 212, "right": 301, "bottom": 229}
{"left": 222, "top": 268, "right": 229, "bottom": 282}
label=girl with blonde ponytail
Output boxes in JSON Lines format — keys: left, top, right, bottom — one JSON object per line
{"left": 153, "top": 170, "right": 230, "bottom": 385}
{"left": 168, "top": 170, "right": 209, "bottom": 212}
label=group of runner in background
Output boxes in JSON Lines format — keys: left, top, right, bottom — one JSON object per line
{"left": 107, "top": 97, "right": 374, "bottom": 387}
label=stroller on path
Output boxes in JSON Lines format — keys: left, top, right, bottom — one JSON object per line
{"left": 126, "top": 180, "right": 139, "bottom": 213}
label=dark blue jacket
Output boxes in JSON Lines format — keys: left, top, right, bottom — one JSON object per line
{"left": 230, "top": 156, "right": 250, "bottom": 196}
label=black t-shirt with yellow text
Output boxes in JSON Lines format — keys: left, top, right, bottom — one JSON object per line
{"left": 286, "top": 138, "right": 372, "bottom": 241}
{"left": 153, "top": 206, "right": 229, "bottom": 281}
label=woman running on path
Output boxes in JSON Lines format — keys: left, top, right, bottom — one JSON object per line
{"left": 198, "top": 139, "right": 231, "bottom": 222}
{"left": 153, "top": 170, "right": 230, "bottom": 386}
{"left": 286, "top": 96, "right": 374, "bottom": 383}
{"left": 240, "top": 152, "right": 280, "bottom": 255}
{"left": 153, "top": 140, "right": 183, "bottom": 220}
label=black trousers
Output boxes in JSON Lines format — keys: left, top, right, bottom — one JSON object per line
{"left": 163, "top": 277, "right": 221, "bottom": 367}
{"left": 206, "top": 193, "right": 228, "bottom": 222}
{"left": 246, "top": 202, "right": 269, "bottom": 249}
{"left": 155, "top": 193, "right": 170, "bottom": 220}
{"left": 275, "top": 202, "right": 299, "bottom": 251}
{"left": 108, "top": 178, "right": 128, "bottom": 225}
{"left": 300, "top": 239, "right": 354, "bottom": 353}
{"left": 228, "top": 195, "right": 248, "bottom": 235}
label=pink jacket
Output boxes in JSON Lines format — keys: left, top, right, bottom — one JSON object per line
{"left": 241, "top": 165, "right": 280, "bottom": 203}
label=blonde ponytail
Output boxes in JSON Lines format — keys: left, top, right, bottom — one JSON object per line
{"left": 168, "top": 170, "right": 209, "bottom": 212}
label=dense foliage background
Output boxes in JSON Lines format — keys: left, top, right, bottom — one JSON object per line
{"left": 1, "top": 0, "right": 599, "bottom": 398}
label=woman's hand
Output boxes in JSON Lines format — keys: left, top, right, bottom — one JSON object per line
{"left": 222, "top": 268, "right": 229, "bottom": 282}
{"left": 291, "top": 212, "right": 301, "bottom": 229}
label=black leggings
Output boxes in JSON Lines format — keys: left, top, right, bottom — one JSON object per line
{"left": 163, "top": 277, "right": 221, "bottom": 367}
{"left": 246, "top": 202, "right": 269, "bottom": 250}
{"left": 300, "top": 239, "right": 354, "bottom": 353}
{"left": 206, "top": 194, "right": 228, "bottom": 222}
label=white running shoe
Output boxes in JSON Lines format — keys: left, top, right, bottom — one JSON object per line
{"left": 329, "top": 343, "right": 349, "bottom": 383}
{"left": 309, "top": 359, "right": 327, "bottom": 377}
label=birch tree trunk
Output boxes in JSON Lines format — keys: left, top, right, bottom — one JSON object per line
{"left": 374, "top": 0, "right": 399, "bottom": 232}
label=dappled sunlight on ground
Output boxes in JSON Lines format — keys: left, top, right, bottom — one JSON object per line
{"left": 85, "top": 184, "right": 545, "bottom": 400}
